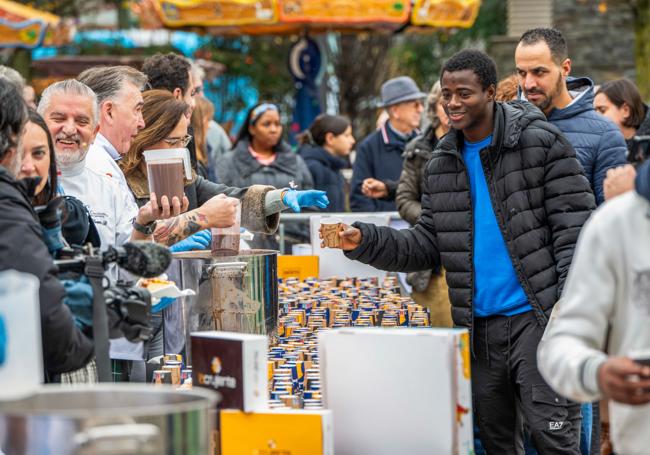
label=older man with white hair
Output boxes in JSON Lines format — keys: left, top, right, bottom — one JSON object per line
{"left": 38, "top": 79, "right": 185, "bottom": 367}
{"left": 37, "top": 79, "right": 168, "bottom": 251}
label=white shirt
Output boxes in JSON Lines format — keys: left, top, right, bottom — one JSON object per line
{"left": 86, "top": 133, "right": 140, "bottom": 217}
{"left": 58, "top": 159, "right": 136, "bottom": 250}
{"left": 58, "top": 158, "right": 143, "bottom": 361}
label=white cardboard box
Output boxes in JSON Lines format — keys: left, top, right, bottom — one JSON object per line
{"left": 319, "top": 328, "right": 474, "bottom": 455}
{"left": 191, "top": 331, "right": 267, "bottom": 412}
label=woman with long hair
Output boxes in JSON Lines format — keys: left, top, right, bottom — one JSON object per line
{"left": 19, "top": 109, "right": 58, "bottom": 205}
{"left": 19, "top": 109, "right": 99, "bottom": 249}
{"left": 297, "top": 114, "right": 354, "bottom": 212}
{"left": 190, "top": 96, "right": 211, "bottom": 179}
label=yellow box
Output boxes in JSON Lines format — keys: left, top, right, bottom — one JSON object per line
{"left": 278, "top": 255, "right": 319, "bottom": 281}
{"left": 220, "top": 409, "right": 333, "bottom": 455}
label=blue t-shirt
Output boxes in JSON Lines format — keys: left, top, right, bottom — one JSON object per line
{"left": 462, "top": 135, "right": 532, "bottom": 317}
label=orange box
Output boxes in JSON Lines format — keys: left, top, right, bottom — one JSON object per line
{"left": 220, "top": 409, "right": 333, "bottom": 454}
{"left": 278, "top": 255, "right": 319, "bottom": 281}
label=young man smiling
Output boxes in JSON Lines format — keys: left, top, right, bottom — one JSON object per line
{"left": 324, "top": 49, "right": 595, "bottom": 453}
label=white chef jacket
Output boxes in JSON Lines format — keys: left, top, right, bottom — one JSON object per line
{"left": 58, "top": 159, "right": 144, "bottom": 361}
{"left": 58, "top": 159, "right": 136, "bottom": 252}
{"left": 86, "top": 133, "right": 140, "bottom": 217}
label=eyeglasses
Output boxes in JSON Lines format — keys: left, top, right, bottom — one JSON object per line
{"left": 163, "top": 134, "right": 192, "bottom": 147}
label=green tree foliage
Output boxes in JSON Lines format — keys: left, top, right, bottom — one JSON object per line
{"left": 197, "top": 36, "right": 296, "bottom": 125}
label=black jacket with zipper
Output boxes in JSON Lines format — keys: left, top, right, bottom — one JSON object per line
{"left": 346, "top": 101, "right": 596, "bottom": 328}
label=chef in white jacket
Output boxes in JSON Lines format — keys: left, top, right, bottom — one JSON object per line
{"left": 538, "top": 161, "right": 650, "bottom": 455}
{"left": 38, "top": 79, "right": 187, "bottom": 364}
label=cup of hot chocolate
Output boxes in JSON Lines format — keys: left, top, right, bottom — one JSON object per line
{"left": 320, "top": 217, "right": 343, "bottom": 248}
{"left": 143, "top": 148, "right": 192, "bottom": 206}
{"left": 211, "top": 202, "right": 241, "bottom": 257}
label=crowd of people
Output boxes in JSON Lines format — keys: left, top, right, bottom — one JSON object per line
{"left": 321, "top": 28, "right": 647, "bottom": 455}
{"left": 0, "top": 25, "right": 649, "bottom": 455}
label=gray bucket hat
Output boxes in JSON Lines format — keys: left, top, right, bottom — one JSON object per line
{"left": 379, "top": 76, "right": 427, "bottom": 108}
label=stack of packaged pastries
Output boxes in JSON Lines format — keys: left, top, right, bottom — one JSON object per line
{"left": 268, "top": 276, "right": 431, "bottom": 409}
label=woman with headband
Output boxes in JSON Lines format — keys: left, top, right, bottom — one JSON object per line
{"left": 219, "top": 102, "right": 322, "bottom": 248}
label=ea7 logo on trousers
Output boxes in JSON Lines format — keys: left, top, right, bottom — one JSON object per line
{"left": 549, "top": 421, "right": 565, "bottom": 431}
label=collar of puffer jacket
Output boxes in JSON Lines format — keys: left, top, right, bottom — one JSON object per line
{"left": 545, "top": 76, "right": 595, "bottom": 122}
{"left": 434, "top": 101, "right": 546, "bottom": 156}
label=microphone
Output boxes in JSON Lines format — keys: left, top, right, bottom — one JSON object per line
{"left": 104, "top": 242, "right": 171, "bottom": 278}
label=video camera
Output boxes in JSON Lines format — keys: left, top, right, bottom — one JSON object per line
{"left": 35, "top": 195, "right": 173, "bottom": 382}
{"left": 54, "top": 242, "right": 172, "bottom": 343}
{"left": 628, "top": 135, "right": 650, "bottom": 164}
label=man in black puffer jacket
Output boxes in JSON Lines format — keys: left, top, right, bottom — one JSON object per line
{"left": 324, "top": 50, "right": 595, "bottom": 453}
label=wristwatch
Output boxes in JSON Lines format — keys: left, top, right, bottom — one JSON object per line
{"left": 132, "top": 219, "right": 157, "bottom": 235}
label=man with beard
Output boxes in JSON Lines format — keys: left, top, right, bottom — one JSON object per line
{"left": 0, "top": 78, "right": 94, "bottom": 379}
{"left": 516, "top": 29, "right": 628, "bottom": 454}
{"left": 37, "top": 79, "right": 175, "bottom": 253}
{"left": 38, "top": 79, "right": 187, "bottom": 367}
{"left": 515, "top": 28, "right": 627, "bottom": 205}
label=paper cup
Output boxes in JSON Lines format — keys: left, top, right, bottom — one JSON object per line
{"left": 320, "top": 217, "right": 342, "bottom": 248}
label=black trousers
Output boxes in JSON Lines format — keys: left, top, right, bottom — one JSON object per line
{"left": 472, "top": 311, "right": 582, "bottom": 454}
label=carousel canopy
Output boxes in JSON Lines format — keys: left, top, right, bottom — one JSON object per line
{"left": 136, "top": 0, "right": 481, "bottom": 34}
{"left": 0, "top": 0, "right": 72, "bottom": 48}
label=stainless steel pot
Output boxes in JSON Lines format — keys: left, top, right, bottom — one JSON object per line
{"left": 0, "top": 384, "right": 218, "bottom": 454}
{"left": 170, "top": 249, "right": 278, "bottom": 363}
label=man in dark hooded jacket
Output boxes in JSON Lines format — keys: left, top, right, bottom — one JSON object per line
{"left": 324, "top": 50, "right": 595, "bottom": 453}
{"left": 0, "top": 79, "right": 93, "bottom": 379}
{"left": 516, "top": 28, "right": 627, "bottom": 205}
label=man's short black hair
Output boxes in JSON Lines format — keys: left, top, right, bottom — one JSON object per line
{"left": 519, "top": 28, "right": 568, "bottom": 64}
{"left": 440, "top": 49, "right": 497, "bottom": 90}
{"left": 0, "top": 78, "right": 27, "bottom": 162}
{"left": 141, "top": 53, "right": 191, "bottom": 95}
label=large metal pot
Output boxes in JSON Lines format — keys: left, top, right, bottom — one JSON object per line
{"left": 170, "top": 249, "right": 278, "bottom": 363}
{"left": 0, "top": 384, "right": 218, "bottom": 454}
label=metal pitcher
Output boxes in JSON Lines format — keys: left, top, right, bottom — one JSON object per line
{"left": 169, "top": 250, "right": 278, "bottom": 363}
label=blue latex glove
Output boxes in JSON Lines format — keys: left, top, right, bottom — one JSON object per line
{"left": 152, "top": 297, "right": 176, "bottom": 314}
{"left": 169, "top": 229, "right": 212, "bottom": 253}
{"left": 62, "top": 276, "right": 93, "bottom": 330}
{"left": 0, "top": 316, "right": 6, "bottom": 366}
{"left": 282, "top": 189, "right": 329, "bottom": 213}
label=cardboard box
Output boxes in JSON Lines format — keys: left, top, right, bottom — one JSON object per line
{"left": 220, "top": 409, "right": 333, "bottom": 455}
{"left": 191, "top": 331, "right": 267, "bottom": 412}
{"left": 278, "top": 255, "right": 319, "bottom": 281}
{"left": 319, "top": 328, "right": 474, "bottom": 455}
